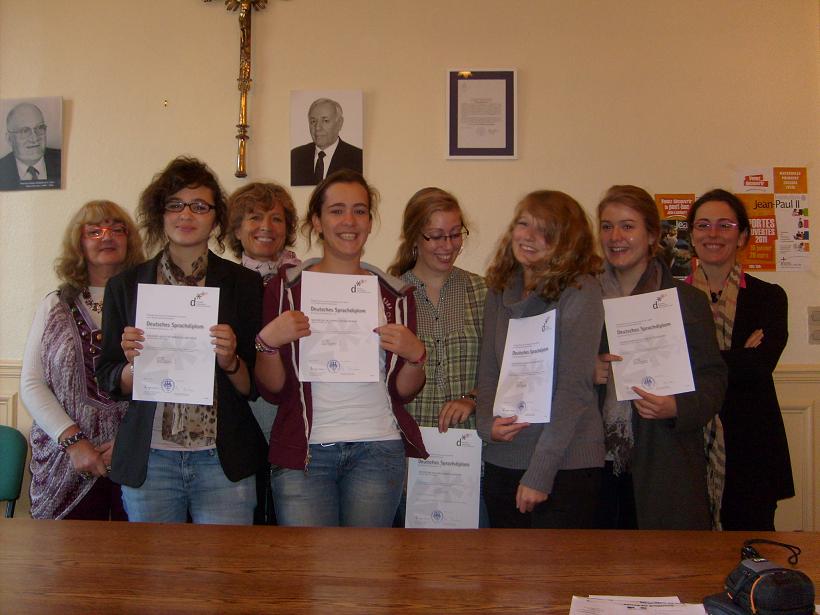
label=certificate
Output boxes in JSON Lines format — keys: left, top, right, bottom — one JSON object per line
{"left": 132, "top": 284, "right": 219, "bottom": 405}
{"left": 493, "top": 310, "right": 556, "bottom": 423}
{"left": 447, "top": 69, "right": 517, "bottom": 159}
{"left": 603, "top": 287, "right": 694, "bottom": 401}
{"left": 298, "top": 271, "right": 379, "bottom": 382}
{"left": 405, "top": 428, "right": 482, "bottom": 529}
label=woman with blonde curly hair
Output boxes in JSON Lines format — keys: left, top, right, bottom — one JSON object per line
{"left": 476, "top": 190, "right": 605, "bottom": 528}
{"left": 227, "top": 182, "right": 300, "bottom": 285}
{"left": 227, "top": 181, "right": 301, "bottom": 524}
{"left": 21, "top": 200, "right": 144, "bottom": 519}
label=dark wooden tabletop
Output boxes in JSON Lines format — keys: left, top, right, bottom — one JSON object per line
{"left": 0, "top": 519, "right": 817, "bottom": 614}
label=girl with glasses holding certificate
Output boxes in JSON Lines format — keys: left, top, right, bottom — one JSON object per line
{"left": 476, "top": 190, "right": 605, "bottom": 529}
{"left": 255, "top": 169, "right": 429, "bottom": 527}
{"left": 595, "top": 185, "right": 726, "bottom": 530}
{"left": 96, "top": 157, "right": 267, "bottom": 524}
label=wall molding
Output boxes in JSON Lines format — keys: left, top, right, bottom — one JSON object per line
{"left": 2, "top": 359, "right": 819, "bottom": 528}
{"left": 780, "top": 402, "right": 815, "bottom": 531}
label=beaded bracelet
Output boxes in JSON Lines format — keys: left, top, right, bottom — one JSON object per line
{"left": 255, "top": 334, "right": 279, "bottom": 355}
{"left": 59, "top": 430, "right": 88, "bottom": 450}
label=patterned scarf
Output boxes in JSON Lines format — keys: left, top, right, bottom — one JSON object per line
{"left": 687, "top": 262, "right": 741, "bottom": 530}
{"left": 599, "top": 258, "right": 663, "bottom": 476}
{"left": 157, "top": 246, "right": 217, "bottom": 447}
{"left": 242, "top": 250, "right": 299, "bottom": 286}
{"left": 30, "top": 290, "right": 128, "bottom": 518}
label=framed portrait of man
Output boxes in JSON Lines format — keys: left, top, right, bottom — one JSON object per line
{"left": 290, "top": 90, "right": 363, "bottom": 186}
{"left": 0, "top": 96, "right": 63, "bottom": 191}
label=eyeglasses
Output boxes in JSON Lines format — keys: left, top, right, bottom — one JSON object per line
{"left": 692, "top": 219, "right": 740, "bottom": 233}
{"left": 9, "top": 124, "right": 47, "bottom": 139}
{"left": 84, "top": 224, "right": 128, "bottom": 239}
{"left": 420, "top": 229, "right": 469, "bottom": 245}
{"left": 164, "top": 200, "right": 216, "bottom": 215}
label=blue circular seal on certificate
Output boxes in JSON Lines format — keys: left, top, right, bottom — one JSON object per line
{"left": 161, "top": 378, "right": 175, "bottom": 393}
{"left": 327, "top": 359, "right": 340, "bottom": 373}
{"left": 516, "top": 401, "right": 527, "bottom": 413}
{"left": 641, "top": 375, "right": 655, "bottom": 389}
{"left": 431, "top": 510, "right": 444, "bottom": 523}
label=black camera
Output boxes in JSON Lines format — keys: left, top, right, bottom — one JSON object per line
{"left": 704, "top": 553, "right": 815, "bottom": 615}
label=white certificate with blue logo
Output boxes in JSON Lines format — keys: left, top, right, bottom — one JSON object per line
{"left": 132, "top": 283, "right": 219, "bottom": 405}
{"left": 603, "top": 287, "right": 694, "bottom": 401}
{"left": 298, "top": 271, "right": 379, "bottom": 382}
{"left": 493, "top": 310, "right": 556, "bottom": 423}
{"left": 406, "top": 428, "right": 482, "bottom": 529}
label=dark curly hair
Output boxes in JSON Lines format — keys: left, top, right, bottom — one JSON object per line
{"left": 138, "top": 156, "right": 228, "bottom": 254}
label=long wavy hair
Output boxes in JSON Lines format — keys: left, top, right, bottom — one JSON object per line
{"left": 227, "top": 181, "right": 298, "bottom": 258}
{"left": 387, "top": 187, "right": 468, "bottom": 277}
{"left": 486, "top": 190, "right": 602, "bottom": 301}
{"left": 138, "top": 156, "right": 228, "bottom": 255}
{"left": 54, "top": 200, "right": 145, "bottom": 289}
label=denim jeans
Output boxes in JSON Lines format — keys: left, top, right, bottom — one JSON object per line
{"left": 271, "top": 440, "right": 405, "bottom": 527}
{"left": 121, "top": 448, "right": 256, "bottom": 525}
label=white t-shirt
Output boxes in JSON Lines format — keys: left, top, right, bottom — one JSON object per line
{"left": 308, "top": 289, "right": 401, "bottom": 444}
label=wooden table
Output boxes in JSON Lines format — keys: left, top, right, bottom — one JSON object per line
{"left": 0, "top": 519, "right": 817, "bottom": 614}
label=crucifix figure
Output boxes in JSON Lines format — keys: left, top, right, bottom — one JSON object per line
{"left": 204, "top": 0, "right": 269, "bottom": 177}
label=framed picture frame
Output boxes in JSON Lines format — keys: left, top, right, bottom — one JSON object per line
{"left": 447, "top": 69, "right": 517, "bottom": 159}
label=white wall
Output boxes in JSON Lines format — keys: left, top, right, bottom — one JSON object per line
{"left": 1, "top": 0, "right": 818, "bottom": 366}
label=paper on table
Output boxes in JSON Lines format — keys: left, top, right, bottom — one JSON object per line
{"left": 493, "top": 310, "right": 555, "bottom": 423}
{"left": 298, "top": 271, "right": 380, "bottom": 382}
{"left": 133, "top": 283, "right": 219, "bottom": 405}
{"left": 602, "top": 288, "right": 694, "bottom": 402}
{"left": 405, "top": 428, "right": 482, "bottom": 529}
{"left": 570, "top": 596, "right": 705, "bottom": 615}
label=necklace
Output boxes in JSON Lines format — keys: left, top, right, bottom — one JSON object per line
{"left": 81, "top": 287, "right": 103, "bottom": 313}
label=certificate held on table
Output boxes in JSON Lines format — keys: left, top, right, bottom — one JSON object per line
{"left": 132, "top": 284, "right": 220, "bottom": 405}
{"left": 406, "top": 427, "right": 482, "bottom": 529}
{"left": 493, "top": 310, "right": 556, "bottom": 423}
{"left": 603, "top": 287, "right": 694, "bottom": 402}
{"left": 298, "top": 271, "right": 380, "bottom": 382}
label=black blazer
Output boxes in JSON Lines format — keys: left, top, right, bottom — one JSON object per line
{"left": 290, "top": 138, "right": 363, "bottom": 186}
{"left": 96, "top": 251, "right": 267, "bottom": 487}
{"left": 0, "top": 148, "right": 61, "bottom": 190}
{"left": 720, "top": 274, "right": 794, "bottom": 504}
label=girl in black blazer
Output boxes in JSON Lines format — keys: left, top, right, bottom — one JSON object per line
{"left": 687, "top": 188, "right": 793, "bottom": 531}
{"left": 97, "top": 157, "right": 266, "bottom": 524}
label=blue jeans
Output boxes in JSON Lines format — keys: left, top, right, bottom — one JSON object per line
{"left": 122, "top": 449, "right": 256, "bottom": 525}
{"left": 271, "top": 440, "right": 405, "bottom": 527}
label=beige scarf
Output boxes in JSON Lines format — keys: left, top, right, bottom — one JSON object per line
{"left": 158, "top": 247, "right": 218, "bottom": 447}
{"left": 688, "top": 262, "right": 742, "bottom": 530}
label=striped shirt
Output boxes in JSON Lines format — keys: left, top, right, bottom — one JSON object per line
{"left": 401, "top": 267, "right": 487, "bottom": 428}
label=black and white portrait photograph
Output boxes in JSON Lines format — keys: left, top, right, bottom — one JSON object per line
{"left": 0, "top": 96, "right": 63, "bottom": 191}
{"left": 290, "top": 90, "right": 363, "bottom": 186}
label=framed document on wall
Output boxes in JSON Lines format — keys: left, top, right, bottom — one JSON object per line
{"left": 447, "top": 70, "right": 516, "bottom": 159}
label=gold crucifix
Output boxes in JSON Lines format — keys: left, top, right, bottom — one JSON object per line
{"left": 204, "top": 0, "right": 268, "bottom": 177}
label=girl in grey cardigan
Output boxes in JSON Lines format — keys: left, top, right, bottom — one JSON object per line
{"left": 476, "top": 190, "right": 606, "bottom": 528}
